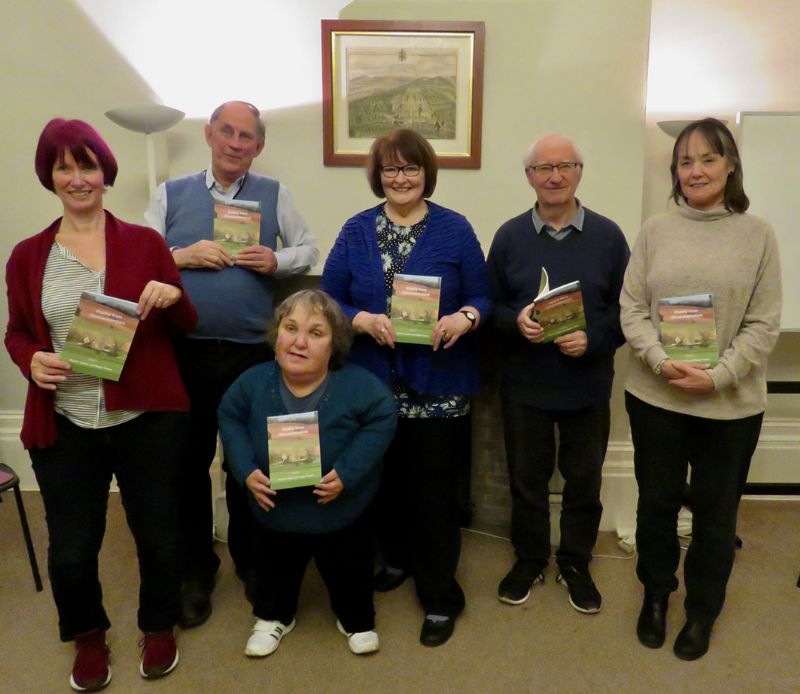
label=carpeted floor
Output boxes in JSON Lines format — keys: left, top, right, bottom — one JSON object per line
{"left": 1, "top": 493, "right": 798, "bottom": 694}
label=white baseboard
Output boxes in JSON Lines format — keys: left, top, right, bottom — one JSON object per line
{"left": 3, "top": 410, "right": 797, "bottom": 541}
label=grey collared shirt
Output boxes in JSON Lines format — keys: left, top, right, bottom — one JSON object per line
{"left": 531, "top": 199, "right": 585, "bottom": 240}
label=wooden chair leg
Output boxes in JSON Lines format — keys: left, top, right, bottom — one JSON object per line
{"left": 12, "top": 484, "right": 43, "bottom": 592}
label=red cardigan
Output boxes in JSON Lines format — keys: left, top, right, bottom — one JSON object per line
{"left": 5, "top": 211, "right": 198, "bottom": 449}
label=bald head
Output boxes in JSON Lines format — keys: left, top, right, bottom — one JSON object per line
{"left": 523, "top": 134, "right": 584, "bottom": 214}
{"left": 524, "top": 134, "right": 583, "bottom": 169}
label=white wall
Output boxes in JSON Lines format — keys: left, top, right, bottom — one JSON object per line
{"left": 2, "top": 1, "right": 796, "bottom": 524}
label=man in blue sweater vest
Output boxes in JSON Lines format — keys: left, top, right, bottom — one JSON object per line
{"left": 487, "top": 134, "right": 630, "bottom": 614}
{"left": 145, "top": 101, "right": 318, "bottom": 628}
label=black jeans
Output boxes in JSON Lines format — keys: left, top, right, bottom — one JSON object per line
{"left": 376, "top": 415, "right": 469, "bottom": 617}
{"left": 502, "top": 399, "right": 609, "bottom": 573}
{"left": 625, "top": 392, "right": 763, "bottom": 623}
{"left": 252, "top": 516, "right": 376, "bottom": 633}
{"left": 174, "top": 338, "right": 271, "bottom": 579}
{"left": 30, "top": 412, "right": 186, "bottom": 641}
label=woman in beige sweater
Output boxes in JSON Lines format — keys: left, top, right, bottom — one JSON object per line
{"left": 620, "top": 118, "right": 781, "bottom": 661}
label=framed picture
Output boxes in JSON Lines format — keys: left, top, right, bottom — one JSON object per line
{"left": 321, "top": 19, "right": 485, "bottom": 168}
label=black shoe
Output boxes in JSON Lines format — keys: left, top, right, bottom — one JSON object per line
{"left": 497, "top": 562, "right": 544, "bottom": 605}
{"left": 179, "top": 574, "right": 216, "bottom": 628}
{"left": 419, "top": 616, "right": 455, "bottom": 647}
{"left": 556, "top": 565, "right": 602, "bottom": 614}
{"left": 636, "top": 592, "right": 668, "bottom": 648}
{"left": 673, "top": 619, "right": 712, "bottom": 661}
{"left": 374, "top": 567, "right": 408, "bottom": 593}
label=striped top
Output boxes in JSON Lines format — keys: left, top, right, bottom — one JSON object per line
{"left": 42, "top": 241, "right": 141, "bottom": 429}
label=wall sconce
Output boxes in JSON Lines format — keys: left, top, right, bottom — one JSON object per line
{"left": 105, "top": 104, "right": 185, "bottom": 196}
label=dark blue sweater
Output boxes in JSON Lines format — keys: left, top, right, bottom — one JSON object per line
{"left": 218, "top": 362, "right": 397, "bottom": 534}
{"left": 321, "top": 202, "right": 491, "bottom": 396}
{"left": 487, "top": 207, "right": 630, "bottom": 409}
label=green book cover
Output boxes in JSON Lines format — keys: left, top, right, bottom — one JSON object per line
{"left": 390, "top": 273, "right": 442, "bottom": 345}
{"left": 213, "top": 199, "right": 261, "bottom": 259}
{"left": 60, "top": 292, "right": 140, "bottom": 381}
{"left": 531, "top": 267, "right": 586, "bottom": 342}
{"left": 267, "top": 411, "right": 322, "bottom": 490}
{"left": 658, "top": 293, "right": 718, "bottom": 365}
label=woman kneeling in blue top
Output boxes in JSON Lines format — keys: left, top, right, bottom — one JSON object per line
{"left": 218, "top": 289, "right": 397, "bottom": 657}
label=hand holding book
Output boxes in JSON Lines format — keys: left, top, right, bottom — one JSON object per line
{"left": 661, "top": 360, "right": 715, "bottom": 394}
{"left": 30, "top": 350, "right": 71, "bottom": 391}
{"left": 172, "top": 239, "right": 234, "bottom": 270}
{"left": 137, "top": 280, "right": 182, "bottom": 320}
{"left": 235, "top": 245, "right": 278, "bottom": 275}
{"left": 432, "top": 309, "right": 477, "bottom": 351}
{"left": 313, "top": 469, "right": 343, "bottom": 504}
{"left": 246, "top": 468, "right": 277, "bottom": 511}
{"left": 353, "top": 311, "right": 396, "bottom": 348}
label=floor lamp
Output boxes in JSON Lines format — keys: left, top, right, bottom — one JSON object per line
{"left": 105, "top": 104, "right": 185, "bottom": 196}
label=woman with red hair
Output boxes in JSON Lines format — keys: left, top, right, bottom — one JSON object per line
{"left": 5, "top": 119, "right": 197, "bottom": 691}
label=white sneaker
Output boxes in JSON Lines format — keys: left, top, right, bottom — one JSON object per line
{"left": 336, "top": 620, "right": 379, "bottom": 654}
{"left": 244, "top": 618, "right": 296, "bottom": 657}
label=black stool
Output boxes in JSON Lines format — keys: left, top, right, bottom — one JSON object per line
{"left": 0, "top": 463, "right": 43, "bottom": 591}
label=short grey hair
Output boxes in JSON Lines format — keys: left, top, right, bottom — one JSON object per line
{"left": 209, "top": 101, "right": 266, "bottom": 142}
{"left": 266, "top": 290, "right": 353, "bottom": 370}
{"left": 523, "top": 135, "right": 584, "bottom": 168}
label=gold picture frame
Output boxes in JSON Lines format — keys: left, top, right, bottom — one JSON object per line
{"left": 322, "top": 19, "right": 485, "bottom": 168}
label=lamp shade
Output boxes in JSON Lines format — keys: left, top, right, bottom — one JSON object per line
{"left": 657, "top": 119, "right": 728, "bottom": 139}
{"left": 105, "top": 104, "right": 185, "bottom": 134}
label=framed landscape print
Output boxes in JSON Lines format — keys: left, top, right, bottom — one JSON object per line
{"left": 321, "top": 20, "right": 485, "bottom": 168}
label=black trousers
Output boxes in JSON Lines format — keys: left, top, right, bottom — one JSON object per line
{"left": 376, "top": 416, "right": 469, "bottom": 617}
{"left": 174, "top": 338, "right": 272, "bottom": 579}
{"left": 252, "top": 516, "right": 376, "bottom": 633}
{"left": 30, "top": 412, "right": 185, "bottom": 640}
{"left": 625, "top": 392, "right": 763, "bottom": 623}
{"left": 501, "top": 399, "right": 609, "bottom": 573}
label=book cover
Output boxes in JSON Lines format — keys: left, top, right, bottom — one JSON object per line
{"left": 267, "top": 411, "right": 322, "bottom": 490}
{"left": 60, "top": 292, "right": 140, "bottom": 381}
{"left": 531, "top": 267, "right": 586, "bottom": 342}
{"left": 213, "top": 199, "right": 261, "bottom": 259}
{"left": 658, "top": 293, "right": 718, "bottom": 366}
{"left": 390, "top": 273, "right": 442, "bottom": 345}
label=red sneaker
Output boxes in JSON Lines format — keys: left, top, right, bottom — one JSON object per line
{"left": 139, "top": 629, "right": 179, "bottom": 679}
{"left": 70, "top": 629, "right": 111, "bottom": 692}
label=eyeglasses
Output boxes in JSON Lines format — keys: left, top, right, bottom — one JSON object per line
{"left": 380, "top": 164, "right": 422, "bottom": 178}
{"left": 526, "top": 162, "right": 583, "bottom": 176}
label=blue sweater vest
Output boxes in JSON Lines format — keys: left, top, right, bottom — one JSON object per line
{"left": 164, "top": 172, "right": 280, "bottom": 342}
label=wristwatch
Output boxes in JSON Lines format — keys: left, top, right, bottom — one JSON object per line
{"left": 460, "top": 310, "right": 477, "bottom": 330}
{"left": 653, "top": 358, "right": 666, "bottom": 376}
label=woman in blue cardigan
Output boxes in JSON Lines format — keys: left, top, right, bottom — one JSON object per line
{"left": 321, "top": 129, "right": 491, "bottom": 647}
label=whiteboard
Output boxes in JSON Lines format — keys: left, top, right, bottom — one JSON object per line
{"left": 738, "top": 112, "right": 800, "bottom": 330}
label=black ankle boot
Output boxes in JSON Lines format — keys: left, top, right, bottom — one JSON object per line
{"left": 636, "top": 592, "right": 668, "bottom": 648}
{"left": 673, "top": 619, "right": 712, "bottom": 660}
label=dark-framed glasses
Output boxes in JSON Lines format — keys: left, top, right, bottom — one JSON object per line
{"left": 381, "top": 164, "right": 422, "bottom": 178}
{"left": 527, "top": 162, "right": 583, "bottom": 176}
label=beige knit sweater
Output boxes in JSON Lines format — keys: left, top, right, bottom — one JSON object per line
{"left": 620, "top": 201, "right": 782, "bottom": 420}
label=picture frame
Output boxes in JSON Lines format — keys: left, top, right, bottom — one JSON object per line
{"left": 321, "top": 19, "right": 485, "bottom": 168}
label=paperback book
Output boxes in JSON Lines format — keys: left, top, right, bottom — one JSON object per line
{"left": 390, "top": 273, "right": 442, "bottom": 345}
{"left": 267, "top": 411, "right": 322, "bottom": 490}
{"left": 213, "top": 199, "right": 261, "bottom": 259}
{"left": 658, "top": 293, "right": 718, "bottom": 365}
{"left": 531, "top": 267, "right": 586, "bottom": 342}
{"left": 60, "top": 292, "right": 140, "bottom": 381}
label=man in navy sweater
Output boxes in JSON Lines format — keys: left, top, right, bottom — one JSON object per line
{"left": 487, "top": 134, "right": 630, "bottom": 614}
